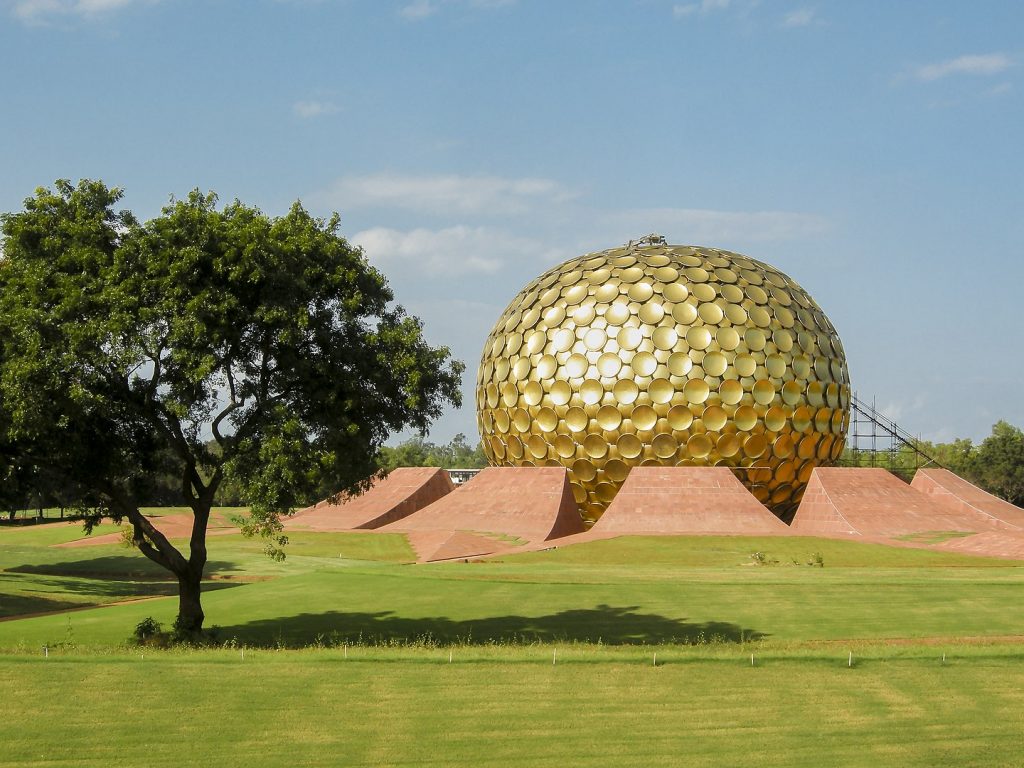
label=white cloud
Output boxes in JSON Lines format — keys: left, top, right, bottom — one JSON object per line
{"left": 12, "top": 0, "right": 148, "bottom": 21}
{"left": 292, "top": 100, "right": 340, "bottom": 119}
{"left": 673, "top": 0, "right": 730, "bottom": 18}
{"left": 352, "top": 225, "right": 552, "bottom": 274}
{"left": 398, "top": 0, "right": 514, "bottom": 20}
{"left": 781, "top": 7, "right": 818, "bottom": 28}
{"left": 318, "top": 173, "right": 574, "bottom": 216}
{"left": 399, "top": 0, "right": 437, "bottom": 20}
{"left": 915, "top": 53, "right": 1014, "bottom": 82}
{"left": 612, "top": 208, "right": 829, "bottom": 244}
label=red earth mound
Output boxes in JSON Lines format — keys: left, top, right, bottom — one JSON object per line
{"left": 380, "top": 466, "right": 585, "bottom": 561}
{"left": 286, "top": 467, "right": 454, "bottom": 531}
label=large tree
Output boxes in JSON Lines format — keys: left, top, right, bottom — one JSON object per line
{"left": 968, "top": 421, "right": 1024, "bottom": 506}
{"left": 0, "top": 180, "right": 463, "bottom": 633}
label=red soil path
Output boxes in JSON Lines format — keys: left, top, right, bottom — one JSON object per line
{"left": 55, "top": 512, "right": 239, "bottom": 549}
{"left": 286, "top": 467, "right": 454, "bottom": 531}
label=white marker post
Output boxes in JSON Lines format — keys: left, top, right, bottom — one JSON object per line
{"left": 553, "top": 648, "right": 557, "bottom": 666}
{"left": 848, "top": 652, "right": 853, "bottom": 668}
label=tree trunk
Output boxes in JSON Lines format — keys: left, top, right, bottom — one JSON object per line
{"left": 176, "top": 570, "right": 205, "bottom": 635}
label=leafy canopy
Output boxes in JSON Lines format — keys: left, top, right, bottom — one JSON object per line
{"left": 0, "top": 179, "right": 463, "bottom": 629}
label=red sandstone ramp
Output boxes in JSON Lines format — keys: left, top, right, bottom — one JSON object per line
{"left": 380, "top": 467, "right": 585, "bottom": 561}
{"left": 911, "top": 468, "right": 1024, "bottom": 531}
{"left": 590, "top": 467, "right": 787, "bottom": 535}
{"left": 790, "top": 467, "right": 979, "bottom": 537}
{"left": 286, "top": 467, "right": 454, "bottom": 531}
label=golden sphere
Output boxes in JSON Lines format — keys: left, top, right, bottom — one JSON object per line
{"left": 476, "top": 240, "right": 850, "bottom": 524}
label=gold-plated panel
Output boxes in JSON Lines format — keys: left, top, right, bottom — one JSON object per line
{"left": 683, "top": 378, "right": 711, "bottom": 405}
{"left": 549, "top": 380, "right": 572, "bottom": 406}
{"left": 686, "top": 326, "right": 712, "bottom": 350}
{"left": 667, "top": 404, "right": 694, "bottom": 430}
{"left": 735, "top": 354, "right": 757, "bottom": 377}
{"left": 702, "top": 405, "right": 728, "bottom": 432}
{"left": 477, "top": 242, "right": 850, "bottom": 524}
{"left": 698, "top": 302, "right": 724, "bottom": 325}
{"left": 617, "top": 433, "right": 643, "bottom": 459}
{"left": 716, "top": 326, "right": 740, "bottom": 351}
{"left": 719, "top": 379, "right": 744, "bottom": 405}
{"left": 663, "top": 282, "right": 689, "bottom": 302}
{"left": 752, "top": 380, "right": 776, "bottom": 406}
{"left": 691, "top": 283, "right": 716, "bottom": 302}
{"left": 613, "top": 379, "right": 640, "bottom": 404}
{"left": 553, "top": 434, "right": 576, "bottom": 459}
{"left": 672, "top": 302, "right": 698, "bottom": 324}
{"left": 687, "top": 433, "right": 713, "bottom": 458}
{"left": 631, "top": 351, "right": 658, "bottom": 377}
{"left": 702, "top": 351, "right": 728, "bottom": 377}
{"left": 652, "top": 326, "right": 679, "bottom": 351}
{"left": 572, "top": 458, "right": 597, "bottom": 483}
{"left": 631, "top": 405, "right": 658, "bottom": 431}
{"left": 668, "top": 352, "right": 693, "bottom": 376}
{"left": 618, "top": 326, "right": 643, "bottom": 351}
{"left": 764, "top": 406, "right": 787, "bottom": 432}
{"left": 649, "top": 378, "right": 675, "bottom": 404}
{"left": 717, "top": 433, "right": 741, "bottom": 457}
{"left": 565, "top": 406, "right": 588, "bottom": 432}
{"left": 604, "top": 301, "right": 631, "bottom": 326}
{"left": 734, "top": 405, "right": 758, "bottom": 431}
{"left": 580, "top": 379, "right": 604, "bottom": 405}
{"left": 583, "top": 433, "right": 608, "bottom": 459}
{"left": 604, "top": 458, "right": 629, "bottom": 482}
{"left": 537, "top": 406, "right": 558, "bottom": 432}
{"left": 638, "top": 301, "right": 665, "bottom": 324}
{"left": 652, "top": 433, "right": 678, "bottom": 459}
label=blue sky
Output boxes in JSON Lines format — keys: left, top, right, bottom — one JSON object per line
{"left": 2, "top": 0, "right": 1021, "bottom": 444}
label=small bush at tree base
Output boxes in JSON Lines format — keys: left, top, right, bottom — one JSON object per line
{"left": 133, "top": 617, "right": 165, "bottom": 645}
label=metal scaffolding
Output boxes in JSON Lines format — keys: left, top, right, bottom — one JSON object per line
{"left": 841, "top": 393, "right": 943, "bottom": 482}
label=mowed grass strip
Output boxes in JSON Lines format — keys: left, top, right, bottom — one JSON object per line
{"left": 1, "top": 650, "right": 1023, "bottom": 768}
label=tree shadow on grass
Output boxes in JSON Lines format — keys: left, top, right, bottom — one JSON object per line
{"left": 0, "top": 570, "right": 241, "bottom": 619}
{"left": 7, "top": 557, "right": 243, "bottom": 581}
{"left": 0, "top": 591, "right": 84, "bottom": 620}
{"left": 216, "top": 604, "right": 767, "bottom": 648}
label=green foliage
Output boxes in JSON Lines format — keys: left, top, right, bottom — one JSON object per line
{"left": 378, "top": 432, "right": 488, "bottom": 471}
{"left": 133, "top": 616, "right": 163, "bottom": 642}
{"left": 969, "top": 421, "right": 1024, "bottom": 506}
{"left": 0, "top": 179, "right": 463, "bottom": 629}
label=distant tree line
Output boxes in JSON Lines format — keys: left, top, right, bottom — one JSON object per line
{"left": 377, "top": 433, "right": 488, "bottom": 472}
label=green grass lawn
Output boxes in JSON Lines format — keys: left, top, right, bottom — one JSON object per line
{"left": 2, "top": 520, "right": 1024, "bottom": 766}
{"left": 2, "top": 648, "right": 1023, "bottom": 768}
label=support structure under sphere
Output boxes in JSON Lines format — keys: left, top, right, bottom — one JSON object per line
{"left": 476, "top": 239, "right": 851, "bottom": 524}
